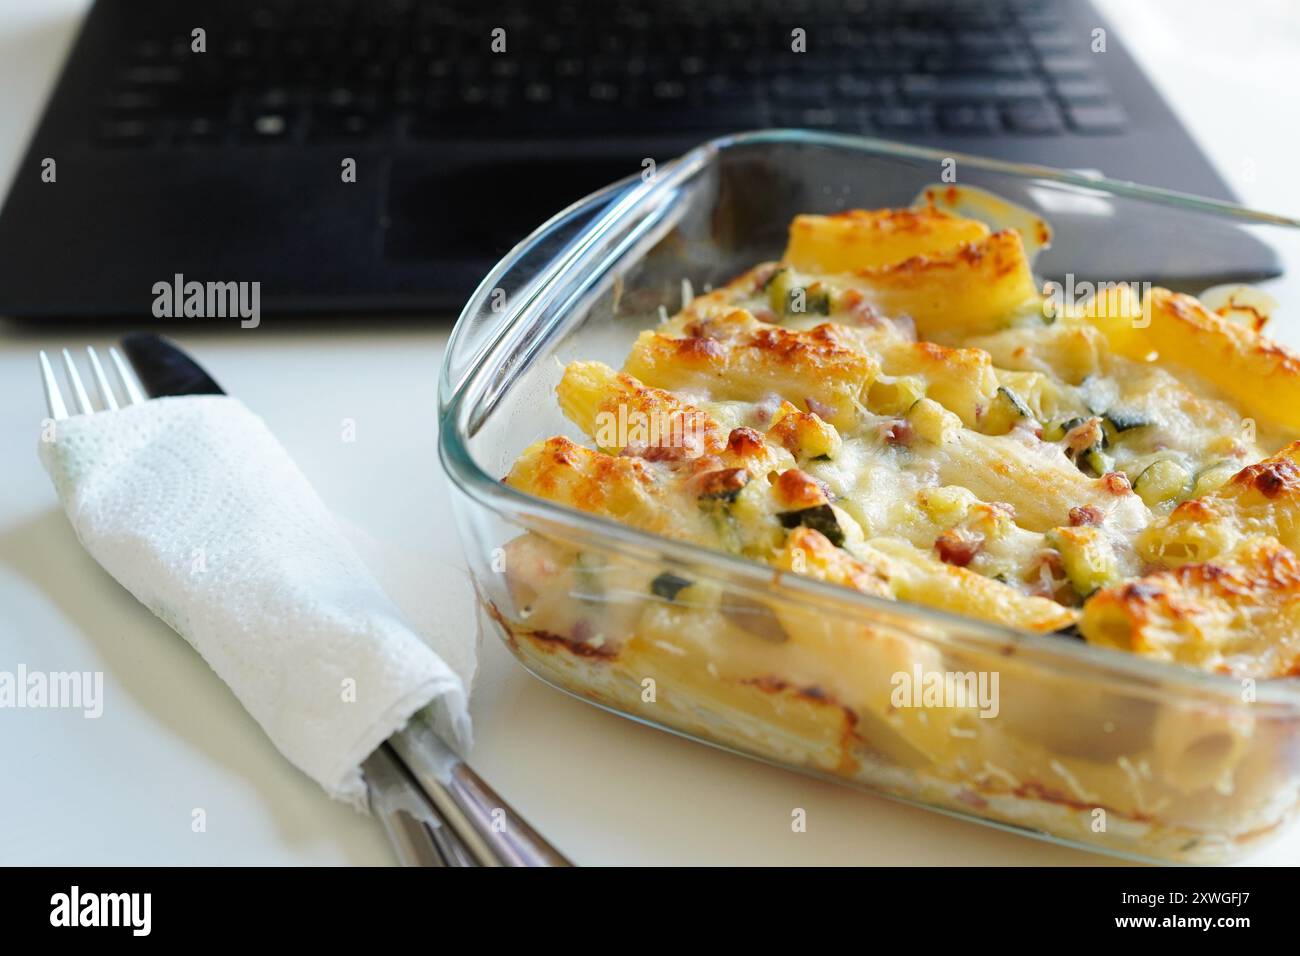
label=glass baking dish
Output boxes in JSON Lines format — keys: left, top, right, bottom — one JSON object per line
{"left": 439, "top": 131, "right": 1300, "bottom": 864}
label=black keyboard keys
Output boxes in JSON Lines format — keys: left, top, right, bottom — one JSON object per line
{"left": 90, "top": 0, "right": 1103, "bottom": 148}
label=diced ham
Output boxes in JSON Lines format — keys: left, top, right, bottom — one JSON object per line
{"left": 935, "top": 529, "right": 984, "bottom": 567}
{"left": 881, "top": 419, "right": 913, "bottom": 446}
{"left": 1101, "top": 471, "right": 1133, "bottom": 496}
{"left": 805, "top": 396, "right": 836, "bottom": 421}
{"left": 1069, "top": 505, "right": 1104, "bottom": 526}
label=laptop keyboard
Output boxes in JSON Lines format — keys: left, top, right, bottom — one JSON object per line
{"left": 93, "top": 0, "right": 1127, "bottom": 148}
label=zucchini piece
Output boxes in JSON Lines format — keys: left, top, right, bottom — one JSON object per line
{"left": 700, "top": 481, "right": 785, "bottom": 557}
{"left": 698, "top": 492, "right": 741, "bottom": 553}
{"left": 906, "top": 396, "right": 961, "bottom": 444}
{"left": 650, "top": 571, "right": 693, "bottom": 601}
{"left": 1102, "top": 407, "right": 1153, "bottom": 434}
{"left": 1043, "top": 416, "right": 1086, "bottom": 442}
{"left": 982, "top": 385, "right": 1035, "bottom": 434}
{"left": 1054, "top": 416, "right": 1111, "bottom": 475}
{"left": 1000, "top": 385, "right": 1033, "bottom": 419}
{"left": 776, "top": 503, "right": 844, "bottom": 547}
{"left": 1045, "top": 527, "right": 1118, "bottom": 598}
{"left": 867, "top": 374, "right": 927, "bottom": 416}
{"left": 767, "top": 267, "right": 831, "bottom": 316}
{"left": 919, "top": 484, "right": 974, "bottom": 525}
{"left": 1076, "top": 444, "right": 1112, "bottom": 477}
{"left": 787, "top": 285, "right": 830, "bottom": 316}
{"left": 1193, "top": 460, "right": 1238, "bottom": 498}
{"left": 765, "top": 267, "right": 794, "bottom": 313}
{"left": 1134, "top": 459, "right": 1190, "bottom": 506}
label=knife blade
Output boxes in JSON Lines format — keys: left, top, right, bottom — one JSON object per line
{"left": 119, "top": 332, "right": 225, "bottom": 398}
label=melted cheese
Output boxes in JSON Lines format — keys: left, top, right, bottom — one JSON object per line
{"left": 506, "top": 205, "right": 1300, "bottom": 677}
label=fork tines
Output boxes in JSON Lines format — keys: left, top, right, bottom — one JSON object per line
{"left": 39, "top": 345, "right": 146, "bottom": 421}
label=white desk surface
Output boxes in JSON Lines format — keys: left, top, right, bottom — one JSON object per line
{"left": 1, "top": 0, "right": 1297, "bottom": 865}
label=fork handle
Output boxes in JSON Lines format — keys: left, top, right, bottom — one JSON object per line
{"left": 363, "top": 744, "right": 477, "bottom": 867}
{"left": 389, "top": 722, "right": 572, "bottom": 867}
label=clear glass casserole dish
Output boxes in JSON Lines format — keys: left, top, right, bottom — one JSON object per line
{"left": 439, "top": 131, "right": 1300, "bottom": 864}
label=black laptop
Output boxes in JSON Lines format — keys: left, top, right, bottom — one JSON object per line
{"left": 0, "top": 0, "right": 1247, "bottom": 319}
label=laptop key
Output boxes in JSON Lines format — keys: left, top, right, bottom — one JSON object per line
{"left": 585, "top": 81, "right": 625, "bottom": 105}
{"left": 410, "top": 107, "right": 579, "bottom": 138}
{"left": 856, "top": 54, "right": 920, "bottom": 76}
{"left": 1039, "top": 54, "right": 1096, "bottom": 77}
{"left": 1055, "top": 78, "right": 1113, "bottom": 104}
{"left": 874, "top": 105, "right": 934, "bottom": 133}
{"left": 522, "top": 82, "right": 555, "bottom": 105}
{"left": 649, "top": 79, "right": 688, "bottom": 103}
{"left": 120, "top": 64, "right": 183, "bottom": 85}
{"left": 888, "top": 27, "right": 948, "bottom": 51}
{"left": 1026, "top": 29, "right": 1080, "bottom": 54}
{"left": 131, "top": 38, "right": 163, "bottom": 60}
{"left": 175, "top": 115, "right": 222, "bottom": 143}
{"left": 769, "top": 76, "right": 831, "bottom": 105}
{"left": 833, "top": 75, "right": 880, "bottom": 100}
{"left": 255, "top": 86, "right": 296, "bottom": 110}
{"left": 1066, "top": 103, "right": 1128, "bottom": 134}
{"left": 1017, "top": 12, "right": 1066, "bottom": 31}
{"left": 771, "top": 106, "right": 855, "bottom": 131}
{"left": 84, "top": 0, "right": 1128, "bottom": 155}
{"left": 222, "top": 36, "right": 258, "bottom": 60}
{"left": 904, "top": 74, "right": 1047, "bottom": 100}
{"left": 636, "top": 104, "right": 767, "bottom": 131}
{"left": 922, "top": 52, "right": 1035, "bottom": 75}
{"left": 244, "top": 111, "right": 295, "bottom": 140}
{"left": 93, "top": 118, "right": 157, "bottom": 146}
{"left": 311, "top": 111, "right": 376, "bottom": 140}
{"left": 952, "top": 32, "right": 1017, "bottom": 56}
{"left": 938, "top": 103, "right": 1001, "bottom": 135}
{"left": 104, "top": 89, "right": 162, "bottom": 111}
{"left": 1001, "top": 98, "right": 1063, "bottom": 134}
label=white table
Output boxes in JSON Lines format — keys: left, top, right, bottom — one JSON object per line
{"left": 1, "top": 0, "right": 1297, "bottom": 865}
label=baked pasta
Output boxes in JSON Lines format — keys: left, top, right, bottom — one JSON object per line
{"left": 493, "top": 195, "right": 1300, "bottom": 861}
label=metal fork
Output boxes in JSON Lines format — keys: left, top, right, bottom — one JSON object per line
{"left": 39, "top": 347, "right": 474, "bottom": 864}
{"left": 39, "top": 345, "right": 571, "bottom": 867}
{"left": 39, "top": 346, "right": 146, "bottom": 419}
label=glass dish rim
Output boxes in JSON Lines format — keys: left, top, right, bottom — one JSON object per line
{"left": 440, "top": 128, "right": 1300, "bottom": 711}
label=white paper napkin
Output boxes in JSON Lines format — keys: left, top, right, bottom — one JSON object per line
{"left": 38, "top": 394, "right": 473, "bottom": 810}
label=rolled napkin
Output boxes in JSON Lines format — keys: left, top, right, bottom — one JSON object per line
{"left": 38, "top": 394, "right": 472, "bottom": 809}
